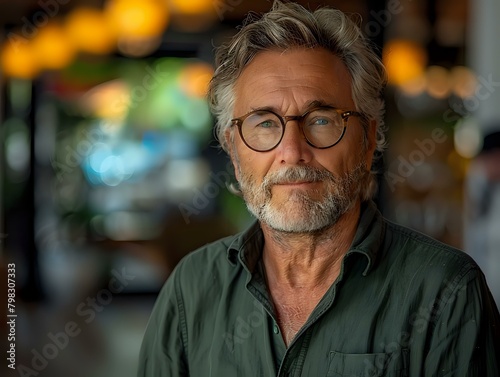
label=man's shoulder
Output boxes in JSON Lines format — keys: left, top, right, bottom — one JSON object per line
{"left": 178, "top": 232, "right": 239, "bottom": 272}
{"left": 385, "top": 219, "right": 462, "bottom": 253}
{"left": 158, "top": 228, "right": 253, "bottom": 315}
{"left": 383, "top": 218, "right": 480, "bottom": 278}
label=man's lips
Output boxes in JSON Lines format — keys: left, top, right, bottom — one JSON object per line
{"left": 274, "top": 180, "right": 317, "bottom": 186}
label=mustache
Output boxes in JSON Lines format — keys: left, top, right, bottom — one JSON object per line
{"left": 262, "top": 165, "right": 336, "bottom": 189}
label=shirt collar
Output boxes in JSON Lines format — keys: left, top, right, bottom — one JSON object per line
{"left": 347, "top": 200, "right": 385, "bottom": 276}
{"left": 226, "top": 200, "right": 385, "bottom": 276}
{"left": 227, "top": 220, "right": 263, "bottom": 273}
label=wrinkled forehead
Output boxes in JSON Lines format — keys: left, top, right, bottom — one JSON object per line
{"left": 233, "top": 48, "right": 355, "bottom": 114}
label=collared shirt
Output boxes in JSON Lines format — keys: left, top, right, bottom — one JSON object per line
{"left": 138, "top": 201, "right": 500, "bottom": 376}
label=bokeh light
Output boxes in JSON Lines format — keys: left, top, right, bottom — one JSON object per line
{"left": 105, "top": 0, "right": 169, "bottom": 38}
{"left": 426, "top": 65, "right": 451, "bottom": 99}
{"left": 383, "top": 39, "right": 427, "bottom": 86}
{"left": 168, "top": 0, "right": 216, "bottom": 31}
{"left": 3, "top": 118, "right": 31, "bottom": 179}
{"left": 80, "top": 80, "right": 131, "bottom": 122}
{"left": 0, "top": 37, "right": 40, "bottom": 79}
{"left": 450, "top": 66, "right": 477, "bottom": 98}
{"left": 399, "top": 74, "right": 427, "bottom": 97}
{"left": 179, "top": 62, "right": 214, "bottom": 98}
{"left": 454, "top": 118, "right": 483, "bottom": 158}
{"left": 32, "top": 22, "right": 76, "bottom": 70}
{"left": 117, "top": 36, "right": 162, "bottom": 58}
{"left": 168, "top": 0, "right": 213, "bottom": 15}
{"left": 65, "top": 7, "right": 117, "bottom": 55}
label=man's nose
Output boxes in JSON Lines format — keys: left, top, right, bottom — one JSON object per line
{"left": 275, "top": 120, "right": 313, "bottom": 165}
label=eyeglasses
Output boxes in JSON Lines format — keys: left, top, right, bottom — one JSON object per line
{"left": 231, "top": 106, "right": 363, "bottom": 152}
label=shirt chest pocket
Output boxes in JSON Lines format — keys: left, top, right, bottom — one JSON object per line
{"left": 327, "top": 349, "right": 409, "bottom": 377}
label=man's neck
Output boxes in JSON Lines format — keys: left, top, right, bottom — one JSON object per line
{"left": 261, "top": 201, "right": 361, "bottom": 290}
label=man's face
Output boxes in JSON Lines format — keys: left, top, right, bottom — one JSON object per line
{"left": 230, "top": 48, "right": 376, "bottom": 233}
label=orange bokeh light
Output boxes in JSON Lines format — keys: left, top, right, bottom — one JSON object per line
{"left": 450, "top": 66, "right": 477, "bottom": 98}
{"left": 32, "top": 22, "right": 76, "bottom": 70}
{"left": 1, "top": 38, "right": 40, "bottom": 79}
{"left": 168, "top": 0, "right": 213, "bottom": 15}
{"left": 105, "top": 0, "right": 169, "bottom": 38}
{"left": 65, "top": 7, "right": 117, "bottom": 55}
{"left": 180, "top": 62, "right": 214, "bottom": 98}
{"left": 426, "top": 65, "right": 451, "bottom": 99}
{"left": 383, "top": 40, "right": 428, "bottom": 86}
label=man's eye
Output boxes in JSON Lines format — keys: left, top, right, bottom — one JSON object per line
{"left": 258, "top": 120, "right": 277, "bottom": 128}
{"left": 311, "top": 118, "right": 330, "bottom": 126}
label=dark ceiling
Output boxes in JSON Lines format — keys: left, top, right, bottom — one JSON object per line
{"left": 0, "top": 0, "right": 368, "bottom": 29}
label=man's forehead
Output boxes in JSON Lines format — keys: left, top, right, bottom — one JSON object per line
{"left": 238, "top": 48, "right": 348, "bottom": 78}
{"left": 233, "top": 48, "right": 354, "bottom": 112}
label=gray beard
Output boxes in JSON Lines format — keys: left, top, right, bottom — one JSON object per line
{"left": 237, "top": 163, "right": 367, "bottom": 233}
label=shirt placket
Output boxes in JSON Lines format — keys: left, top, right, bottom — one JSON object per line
{"left": 245, "top": 264, "right": 284, "bottom": 375}
{"left": 275, "top": 283, "right": 338, "bottom": 377}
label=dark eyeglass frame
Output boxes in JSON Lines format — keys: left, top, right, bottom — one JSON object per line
{"left": 230, "top": 106, "right": 363, "bottom": 152}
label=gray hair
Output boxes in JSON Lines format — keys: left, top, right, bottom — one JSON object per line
{"left": 207, "top": 1, "right": 388, "bottom": 199}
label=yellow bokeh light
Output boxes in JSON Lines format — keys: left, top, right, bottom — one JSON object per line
{"left": 450, "top": 66, "right": 477, "bottom": 98}
{"left": 399, "top": 74, "right": 427, "bottom": 97}
{"left": 168, "top": 0, "right": 216, "bottom": 32}
{"left": 65, "top": 7, "right": 117, "bottom": 55}
{"left": 383, "top": 40, "right": 427, "bottom": 86}
{"left": 453, "top": 118, "right": 483, "bottom": 159}
{"left": 105, "top": 0, "right": 169, "bottom": 38}
{"left": 1, "top": 38, "right": 40, "bottom": 79}
{"left": 117, "top": 36, "right": 162, "bottom": 58}
{"left": 80, "top": 80, "right": 130, "bottom": 121}
{"left": 169, "top": 0, "right": 213, "bottom": 15}
{"left": 32, "top": 23, "right": 76, "bottom": 70}
{"left": 426, "top": 65, "right": 450, "bottom": 99}
{"left": 179, "top": 62, "right": 214, "bottom": 98}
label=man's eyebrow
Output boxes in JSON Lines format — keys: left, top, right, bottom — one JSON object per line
{"left": 250, "top": 100, "right": 338, "bottom": 115}
{"left": 304, "top": 100, "right": 337, "bottom": 110}
{"left": 250, "top": 105, "right": 278, "bottom": 113}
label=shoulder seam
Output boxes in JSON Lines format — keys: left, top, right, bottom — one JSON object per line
{"left": 386, "top": 220, "right": 461, "bottom": 254}
{"left": 174, "top": 269, "right": 190, "bottom": 367}
{"left": 430, "top": 263, "right": 479, "bottom": 330}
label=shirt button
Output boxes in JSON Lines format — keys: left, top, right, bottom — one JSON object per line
{"left": 273, "top": 324, "right": 280, "bottom": 334}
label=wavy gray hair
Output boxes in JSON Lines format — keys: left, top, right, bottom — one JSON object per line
{"left": 207, "top": 1, "right": 387, "bottom": 199}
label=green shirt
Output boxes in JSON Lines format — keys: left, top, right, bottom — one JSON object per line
{"left": 138, "top": 201, "right": 500, "bottom": 376}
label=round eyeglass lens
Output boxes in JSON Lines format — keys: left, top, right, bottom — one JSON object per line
{"left": 302, "top": 108, "right": 344, "bottom": 147}
{"left": 241, "top": 111, "right": 283, "bottom": 151}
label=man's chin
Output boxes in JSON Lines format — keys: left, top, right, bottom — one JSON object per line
{"left": 262, "top": 217, "right": 333, "bottom": 234}
{"left": 258, "top": 206, "right": 336, "bottom": 234}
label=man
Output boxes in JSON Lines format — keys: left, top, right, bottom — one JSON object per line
{"left": 138, "top": 2, "right": 500, "bottom": 376}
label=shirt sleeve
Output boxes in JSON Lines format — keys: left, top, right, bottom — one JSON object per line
{"left": 137, "top": 268, "right": 189, "bottom": 377}
{"left": 424, "top": 267, "right": 500, "bottom": 376}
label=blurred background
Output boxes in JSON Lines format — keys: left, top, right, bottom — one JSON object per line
{"left": 0, "top": 0, "right": 499, "bottom": 375}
